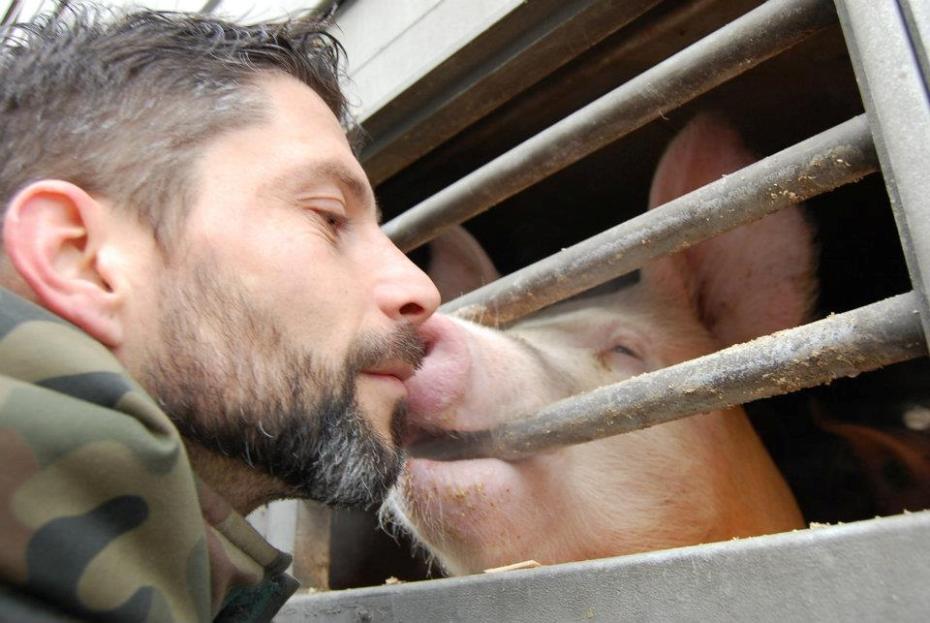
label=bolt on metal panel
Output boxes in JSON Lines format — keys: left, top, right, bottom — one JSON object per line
{"left": 835, "top": 0, "right": 930, "bottom": 349}
{"left": 382, "top": 0, "right": 837, "bottom": 253}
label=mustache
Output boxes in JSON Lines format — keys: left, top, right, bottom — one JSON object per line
{"left": 350, "top": 322, "right": 427, "bottom": 374}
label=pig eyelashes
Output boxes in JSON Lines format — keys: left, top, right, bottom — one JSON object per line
{"left": 595, "top": 340, "right": 646, "bottom": 374}
{"left": 610, "top": 344, "right": 639, "bottom": 358}
{"left": 604, "top": 332, "right": 644, "bottom": 360}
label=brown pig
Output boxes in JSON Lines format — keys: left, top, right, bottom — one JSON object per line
{"left": 388, "top": 114, "right": 815, "bottom": 575}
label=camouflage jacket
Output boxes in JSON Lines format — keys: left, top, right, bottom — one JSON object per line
{"left": 0, "top": 289, "right": 298, "bottom": 622}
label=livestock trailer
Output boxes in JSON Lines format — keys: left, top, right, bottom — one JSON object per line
{"left": 276, "top": 0, "right": 930, "bottom": 620}
{"left": 5, "top": 0, "right": 926, "bottom": 620}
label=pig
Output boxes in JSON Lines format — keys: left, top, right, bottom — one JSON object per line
{"left": 384, "top": 114, "right": 815, "bottom": 576}
{"left": 817, "top": 414, "right": 930, "bottom": 516}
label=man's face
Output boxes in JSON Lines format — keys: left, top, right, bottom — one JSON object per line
{"left": 133, "top": 74, "right": 440, "bottom": 508}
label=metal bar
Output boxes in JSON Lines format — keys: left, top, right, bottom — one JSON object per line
{"left": 200, "top": 0, "right": 223, "bottom": 14}
{"left": 444, "top": 115, "right": 877, "bottom": 325}
{"left": 279, "top": 512, "right": 930, "bottom": 623}
{"left": 411, "top": 291, "right": 927, "bottom": 462}
{"left": 898, "top": 0, "right": 930, "bottom": 91}
{"left": 836, "top": 0, "right": 930, "bottom": 351}
{"left": 292, "top": 501, "right": 332, "bottom": 591}
{"left": 382, "top": 0, "right": 837, "bottom": 252}
{"left": 424, "top": 0, "right": 769, "bottom": 190}
{"left": 359, "top": 0, "right": 661, "bottom": 186}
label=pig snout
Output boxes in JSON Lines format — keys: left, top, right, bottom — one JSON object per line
{"left": 405, "top": 313, "right": 472, "bottom": 419}
{"left": 405, "top": 314, "right": 567, "bottom": 438}
{"left": 389, "top": 314, "right": 588, "bottom": 576}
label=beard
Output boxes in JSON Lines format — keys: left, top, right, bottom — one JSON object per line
{"left": 140, "top": 256, "right": 425, "bottom": 509}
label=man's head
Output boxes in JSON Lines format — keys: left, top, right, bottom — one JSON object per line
{"left": 0, "top": 3, "right": 350, "bottom": 243}
{"left": 0, "top": 4, "right": 440, "bottom": 511}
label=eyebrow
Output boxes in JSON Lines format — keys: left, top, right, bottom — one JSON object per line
{"left": 265, "top": 160, "right": 383, "bottom": 223}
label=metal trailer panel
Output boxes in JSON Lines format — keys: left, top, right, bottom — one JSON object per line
{"left": 277, "top": 511, "right": 930, "bottom": 623}
{"left": 382, "top": 0, "right": 836, "bottom": 253}
{"left": 835, "top": 0, "right": 930, "bottom": 349}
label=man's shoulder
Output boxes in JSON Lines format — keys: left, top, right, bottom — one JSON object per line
{"left": 0, "top": 288, "right": 213, "bottom": 621}
{"left": 0, "top": 288, "right": 298, "bottom": 622}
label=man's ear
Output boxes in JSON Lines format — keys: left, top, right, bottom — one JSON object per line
{"left": 4, "top": 180, "right": 125, "bottom": 347}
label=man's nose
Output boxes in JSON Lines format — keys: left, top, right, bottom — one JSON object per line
{"left": 374, "top": 237, "right": 441, "bottom": 326}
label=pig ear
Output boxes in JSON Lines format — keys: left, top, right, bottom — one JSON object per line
{"left": 426, "top": 225, "right": 501, "bottom": 302}
{"left": 643, "top": 113, "right": 817, "bottom": 347}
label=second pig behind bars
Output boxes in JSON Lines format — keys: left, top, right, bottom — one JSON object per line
{"left": 386, "top": 113, "right": 816, "bottom": 575}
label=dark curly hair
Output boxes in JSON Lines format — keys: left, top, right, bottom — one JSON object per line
{"left": 0, "top": 1, "right": 350, "bottom": 245}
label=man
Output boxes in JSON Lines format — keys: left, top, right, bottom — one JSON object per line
{"left": 0, "top": 3, "right": 440, "bottom": 622}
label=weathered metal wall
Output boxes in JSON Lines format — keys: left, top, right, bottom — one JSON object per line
{"left": 278, "top": 511, "right": 930, "bottom": 622}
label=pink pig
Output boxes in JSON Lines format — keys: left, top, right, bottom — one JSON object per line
{"left": 389, "top": 114, "right": 815, "bottom": 575}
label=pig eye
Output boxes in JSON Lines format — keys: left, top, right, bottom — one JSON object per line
{"left": 611, "top": 344, "right": 640, "bottom": 359}
{"left": 597, "top": 339, "right": 646, "bottom": 372}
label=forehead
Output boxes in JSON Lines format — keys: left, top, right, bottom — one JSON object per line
{"left": 254, "top": 72, "right": 362, "bottom": 173}
{"left": 192, "top": 73, "right": 373, "bottom": 204}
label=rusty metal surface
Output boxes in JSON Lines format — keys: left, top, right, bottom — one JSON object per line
{"left": 411, "top": 291, "right": 927, "bottom": 462}
{"left": 382, "top": 0, "right": 837, "bottom": 252}
{"left": 443, "top": 115, "right": 877, "bottom": 326}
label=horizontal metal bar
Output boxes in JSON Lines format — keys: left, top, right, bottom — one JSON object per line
{"left": 411, "top": 291, "right": 927, "bottom": 462}
{"left": 444, "top": 115, "right": 877, "bottom": 325}
{"left": 279, "top": 512, "right": 930, "bottom": 623}
{"left": 359, "top": 0, "right": 661, "bottom": 185}
{"left": 382, "top": 0, "right": 837, "bottom": 252}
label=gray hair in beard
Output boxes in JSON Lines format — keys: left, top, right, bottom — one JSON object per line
{"left": 143, "top": 262, "right": 425, "bottom": 509}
